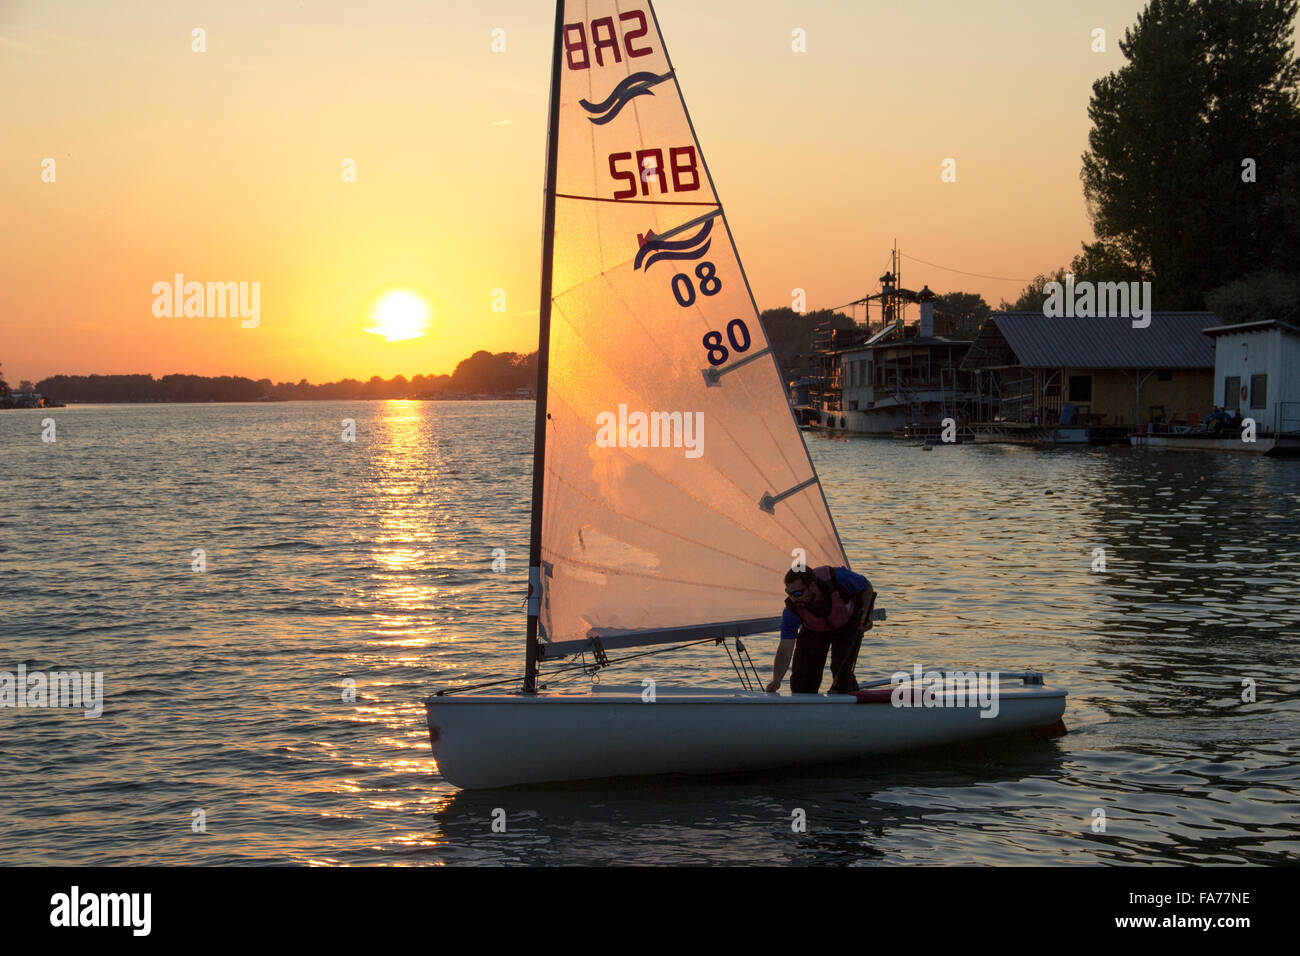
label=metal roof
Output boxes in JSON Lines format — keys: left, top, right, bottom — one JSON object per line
{"left": 967, "top": 312, "right": 1221, "bottom": 369}
{"left": 1203, "top": 319, "right": 1300, "bottom": 338}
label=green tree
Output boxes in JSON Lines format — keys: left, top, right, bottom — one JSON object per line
{"left": 1081, "top": 0, "right": 1300, "bottom": 308}
{"left": 933, "top": 292, "right": 991, "bottom": 335}
{"left": 760, "top": 308, "right": 855, "bottom": 382}
{"left": 1205, "top": 269, "right": 1300, "bottom": 324}
{"left": 999, "top": 241, "right": 1148, "bottom": 311}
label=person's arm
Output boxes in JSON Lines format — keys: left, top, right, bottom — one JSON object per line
{"left": 767, "top": 640, "right": 795, "bottom": 693}
{"left": 858, "top": 584, "right": 876, "bottom": 631}
{"left": 766, "top": 608, "right": 800, "bottom": 692}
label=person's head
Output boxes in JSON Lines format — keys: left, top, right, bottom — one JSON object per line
{"left": 783, "top": 567, "right": 821, "bottom": 606}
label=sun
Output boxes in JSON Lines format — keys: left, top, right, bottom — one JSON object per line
{"left": 365, "top": 290, "right": 431, "bottom": 342}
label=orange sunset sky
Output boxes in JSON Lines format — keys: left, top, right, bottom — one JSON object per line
{"left": 2, "top": 0, "right": 1155, "bottom": 385}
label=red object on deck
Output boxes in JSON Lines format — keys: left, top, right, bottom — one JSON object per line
{"left": 853, "top": 687, "right": 898, "bottom": 704}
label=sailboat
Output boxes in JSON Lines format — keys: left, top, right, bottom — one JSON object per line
{"left": 423, "top": 0, "right": 1066, "bottom": 790}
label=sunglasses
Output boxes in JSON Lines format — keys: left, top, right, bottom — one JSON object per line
{"left": 786, "top": 588, "right": 806, "bottom": 598}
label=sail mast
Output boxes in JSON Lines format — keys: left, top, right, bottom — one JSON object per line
{"left": 524, "top": 0, "right": 566, "bottom": 694}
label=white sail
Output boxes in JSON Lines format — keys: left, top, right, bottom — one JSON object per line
{"left": 538, "top": 0, "right": 847, "bottom": 656}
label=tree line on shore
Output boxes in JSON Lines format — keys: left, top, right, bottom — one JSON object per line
{"left": 20, "top": 350, "right": 538, "bottom": 404}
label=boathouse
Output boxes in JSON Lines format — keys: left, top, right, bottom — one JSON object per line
{"left": 1203, "top": 320, "right": 1300, "bottom": 436}
{"left": 961, "top": 312, "right": 1221, "bottom": 433}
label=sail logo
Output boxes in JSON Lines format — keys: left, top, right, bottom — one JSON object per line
{"left": 610, "top": 146, "right": 699, "bottom": 199}
{"left": 1041, "top": 277, "right": 1152, "bottom": 328}
{"left": 635, "top": 218, "right": 713, "bottom": 271}
{"left": 595, "top": 404, "right": 704, "bottom": 459}
{"left": 581, "top": 71, "right": 673, "bottom": 125}
{"left": 564, "top": 12, "right": 654, "bottom": 70}
{"left": 889, "top": 666, "right": 1000, "bottom": 718}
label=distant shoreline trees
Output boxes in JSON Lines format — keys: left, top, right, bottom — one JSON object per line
{"left": 32, "top": 350, "right": 539, "bottom": 405}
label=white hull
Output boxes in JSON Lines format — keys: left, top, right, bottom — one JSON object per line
{"left": 1132, "top": 434, "right": 1300, "bottom": 455}
{"left": 812, "top": 395, "right": 981, "bottom": 436}
{"left": 425, "top": 676, "right": 1067, "bottom": 789}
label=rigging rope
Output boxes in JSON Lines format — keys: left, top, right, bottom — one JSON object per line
{"left": 432, "top": 638, "right": 723, "bottom": 695}
{"left": 899, "top": 252, "right": 1034, "bottom": 285}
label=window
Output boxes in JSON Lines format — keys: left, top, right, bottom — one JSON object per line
{"left": 1157, "top": 371, "right": 1173, "bottom": 382}
{"left": 1225, "top": 376, "right": 1241, "bottom": 411}
{"left": 1068, "top": 375, "right": 1092, "bottom": 402}
{"left": 1251, "top": 374, "right": 1267, "bottom": 410}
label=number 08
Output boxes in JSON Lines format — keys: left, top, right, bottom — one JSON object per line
{"left": 671, "top": 261, "right": 722, "bottom": 308}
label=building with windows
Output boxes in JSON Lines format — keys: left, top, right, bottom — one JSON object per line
{"left": 813, "top": 297, "right": 981, "bottom": 434}
{"left": 1203, "top": 320, "right": 1300, "bottom": 436}
{"left": 960, "top": 312, "right": 1221, "bottom": 443}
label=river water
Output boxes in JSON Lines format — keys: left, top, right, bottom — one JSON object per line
{"left": 1, "top": 401, "right": 1296, "bottom": 865}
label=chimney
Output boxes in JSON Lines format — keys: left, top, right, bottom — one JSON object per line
{"left": 918, "top": 285, "right": 935, "bottom": 337}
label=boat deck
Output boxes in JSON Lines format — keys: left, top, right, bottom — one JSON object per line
{"left": 426, "top": 673, "right": 1066, "bottom": 705}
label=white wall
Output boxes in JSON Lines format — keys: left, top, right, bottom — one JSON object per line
{"left": 1212, "top": 327, "right": 1300, "bottom": 432}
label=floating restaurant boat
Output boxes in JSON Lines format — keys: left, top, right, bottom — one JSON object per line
{"left": 795, "top": 250, "right": 985, "bottom": 436}
{"left": 423, "top": 0, "right": 1067, "bottom": 790}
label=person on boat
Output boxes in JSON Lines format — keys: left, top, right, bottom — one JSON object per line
{"left": 766, "top": 566, "right": 873, "bottom": 695}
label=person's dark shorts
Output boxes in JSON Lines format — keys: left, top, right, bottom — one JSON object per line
{"left": 790, "top": 618, "right": 863, "bottom": 694}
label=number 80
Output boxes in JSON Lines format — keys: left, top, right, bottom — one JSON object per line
{"left": 703, "top": 319, "right": 751, "bottom": 366}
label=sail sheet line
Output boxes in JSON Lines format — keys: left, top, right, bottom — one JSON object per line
{"left": 644, "top": 0, "right": 852, "bottom": 568}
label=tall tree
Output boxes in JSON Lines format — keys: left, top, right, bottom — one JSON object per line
{"left": 1081, "top": 0, "right": 1300, "bottom": 308}
{"left": 999, "top": 242, "right": 1145, "bottom": 311}
{"left": 760, "top": 308, "right": 855, "bottom": 382}
{"left": 932, "top": 292, "right": 991, "bottom": 335}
